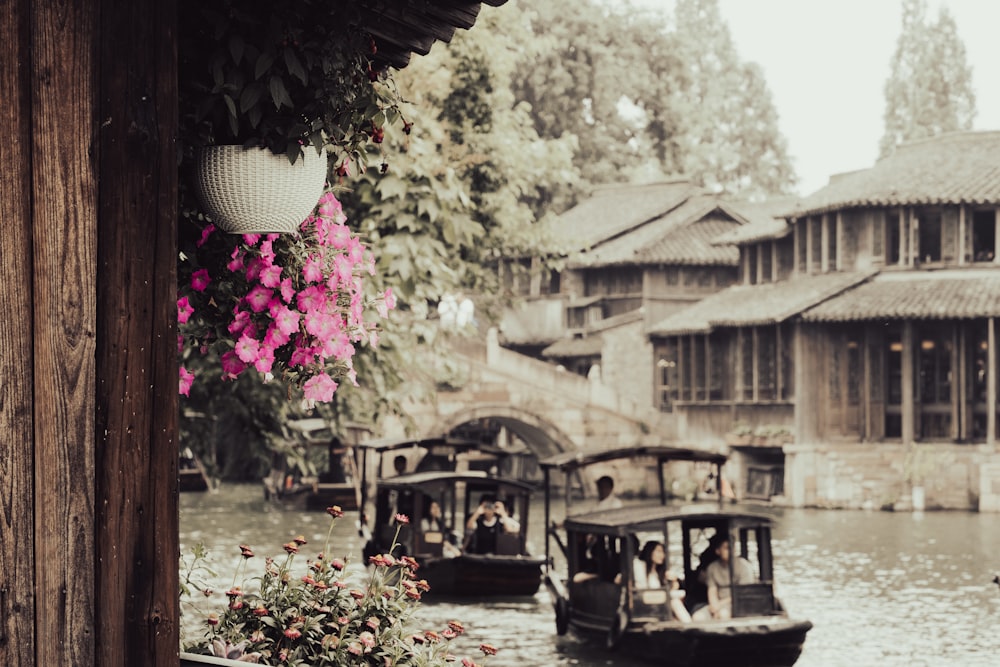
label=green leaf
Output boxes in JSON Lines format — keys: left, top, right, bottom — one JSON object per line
{"left": 223, "top": 94, "right": 237, "bottom": 122}
{"left": 254, "top": 51, "right": 276, "bottom": 80}
{"left": 228, "top": 34, "right": 245, "bottom": 65}
{"left": 239, "top": 83, "right": 263, "bottom": 113}
{"left": 283, "top": 48, "right": 308, "bottom": 85}
{"left": 269, "top": 76, "right": 293, "bottom": 110}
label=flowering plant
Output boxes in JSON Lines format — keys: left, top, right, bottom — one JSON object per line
{"left": 182, "top": 509, "right": 499, "bottom": 666}
{"left": 178, "top": 190, "right": 395, "bottom": 405}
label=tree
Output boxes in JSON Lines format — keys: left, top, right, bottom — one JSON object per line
{"left": 880, "top": 0, "right": 976, "bottom": 157}
{"left": 670, "top": 0, "right": 796, "bottom": 197}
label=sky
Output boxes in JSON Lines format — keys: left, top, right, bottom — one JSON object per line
{"left": 629, "top": 0, "right": 1000, "bottom": 195}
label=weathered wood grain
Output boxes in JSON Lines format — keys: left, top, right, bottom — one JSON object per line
{"left": 0, "top": 0, "right": 37, "bottom": 664}
{"left": 94, "top": 0, "right": 179, "bottom": 665}
{"left": 30, "top": 0, "right": 98, "bottom": 664}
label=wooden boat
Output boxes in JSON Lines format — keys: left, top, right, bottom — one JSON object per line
{"left": 539, "top": 446, "right": 811, "bottom": 666}
{"left": 362, "top": 470, "right": 546, "bottom": 597}
{"left": 262, "top": 419, "right": 368, "bottom": 512}
{"left": 178, "top": 448, "right": 212, "bottom": 492}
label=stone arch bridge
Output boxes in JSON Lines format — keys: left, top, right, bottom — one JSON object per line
{"left": 384, "top": 331, "right": 677, "bottom": 491}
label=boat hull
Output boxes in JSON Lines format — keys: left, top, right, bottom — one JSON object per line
{"left": 572, "top": 616, "right": 812, "bottom": 667}
{"left": 421, "top": 553, "right": 545, "bottom": 597}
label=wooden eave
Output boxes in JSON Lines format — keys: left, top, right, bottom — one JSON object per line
{"left": 359, "top": 0, "right": 508, "bottom": 69}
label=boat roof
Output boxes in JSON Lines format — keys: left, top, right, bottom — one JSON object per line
{"left": 539, "top": 445, "right": 727, "bottom": 472}
{"left": 563, "top": 503, "right": 775, "bottom": 535}
{"left": 375, "top": 470, "right": 537, "bottom": 493}
{"left": 357, "top": 435, "right": 496, "bottom": 454}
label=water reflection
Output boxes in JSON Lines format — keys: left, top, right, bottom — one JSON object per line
{"left": 181, "top": 485, "right": 1000, "bottom": 666}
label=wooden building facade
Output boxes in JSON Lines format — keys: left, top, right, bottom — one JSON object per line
{"left": 650, "top": 132, "right": 1000, "bottom": 510}
{"left": 0, "top": 1, "right": 503, "bottom": 665}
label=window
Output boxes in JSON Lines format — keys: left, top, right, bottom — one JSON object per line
{"left": 539, "top": 269, "right": 561, "bottom": 296}
{"left": 664, "top": 267, "right": 680, "bottom": 286}
{"left": 708, "top": 331, "right": 731, "bottom": 401}
{"left": 584, "top": 268, "right": 642, "bottom": 297}
{"left": 887, "top": 211, "right": 900, "bottom": 264}
{"left": 760, "top": 243, "right": 773, "bottom": 283}
{"left": 846, "top": 339, "right": 861, "bottom": 406}
{"left": 758, "top": 327, "right": 777, "bottom": 400}
{"left": 780, "top": 323, "right": 794, "bottom": 400}
{"left": 741, "top": 329, "right": 754, "bottom": 401}
{"left": 796, "top": 222, "right": 808, "bottom": 273}
{"left": 655, "top": 340, "right": 679, "bottom": 412}
{"left": 973, "top": 210, "right": 996, "bottom": 262}
{"left": 917, "top": 328, "right": 952, "bottom": 439}
{"left": 917, "top": 210, "right": 942, "bottom": 264}
{"left": 810, "top": 217, "right": 822, "bottom": 270}
{"left": 775, "top": 238, "right": 795, "bottom": 281}
{"left": 746, "top": 245, "right": 758, "bottom": 284}
{"left": 827, "top": 214, "right": 838, "bottom": 269}
{"left": 679, "top": 336, "right": 692, "bottom": 402}
{"left": 872, "top": 210, "right": 885, "bottom": 259}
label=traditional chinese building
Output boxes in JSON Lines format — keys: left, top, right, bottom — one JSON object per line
{"left": 650, "top": 131, "right": 1000, "bottom": 510}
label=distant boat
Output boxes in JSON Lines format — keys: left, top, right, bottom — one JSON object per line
{"left": 262, "top": 419, "right": 369, "bottom": 512}
{"left": 179, "top": 448, "right": 212, "bottom": 492}
{"left": 362, "top": 470, "right": 545, "bottom": 597}
{"left": 539, "top": 446, "right": 812, "bottom": 666}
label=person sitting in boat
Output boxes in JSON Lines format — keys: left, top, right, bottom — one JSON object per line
{"left": 692, "top": 534, "right": 756, "bottom": 621}
{"left": 633, "top": 540, "right": 692, "bottom": 623}
{"left": 421, "top": 499, "right": 461, "bottom": 558}
{"left": 596, "top": 475, "right": 624, "bottom": 510}
{"left": 464, "top": 494, "right": 520, "bottom": 554}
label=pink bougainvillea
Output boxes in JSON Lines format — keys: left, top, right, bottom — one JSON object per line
{"left": 177, "top": 190, "right": 394, "bottom": 404}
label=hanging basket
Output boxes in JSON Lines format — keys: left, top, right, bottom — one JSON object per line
{"left": 195, "top": 145, "right": 328, "bottom": 234}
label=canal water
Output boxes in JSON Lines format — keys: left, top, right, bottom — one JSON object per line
{"left": 180, "top": 484, "right": 1000, "bottom": 666}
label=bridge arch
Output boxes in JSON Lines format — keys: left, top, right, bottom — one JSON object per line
{"left": 430, "top": 403, "right": 578, "bottom": 461}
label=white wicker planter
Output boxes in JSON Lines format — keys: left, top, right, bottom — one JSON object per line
{"left": 195, "top": 145, "right": 328, "bottom": 234}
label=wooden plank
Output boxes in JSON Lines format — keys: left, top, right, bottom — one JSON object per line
{"left": 902, "top": 322, "right": 915, "bottom": 443}
{"left": 0, "top": 1, "right": 37, "bottom": 664}
{"left": 94, "top": 0, "right": 179, "bottom": 664}
{"left": 30, "top": 0, "right": 98, "bottom": 664}
{"left": 989, "top": 318, "right": 997, "bottom": 447}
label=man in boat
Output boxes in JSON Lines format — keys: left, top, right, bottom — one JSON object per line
{"left": 464, "top": 494, "right": 520, "bottom": 554}
{"left": 596, "top": 475, "right": 624, "bottom": 510}
{"left": 692, "top": 534, "right": 756, "bottom": 621}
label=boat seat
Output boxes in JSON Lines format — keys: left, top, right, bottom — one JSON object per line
{"left": 419, "top": 530, "right": 445, "bottom": 557}
{"left": 731, "top": 583, "right": 776, "bottom": 617}
{"left": 495, "top": 532, "right": 520, "bottom": 556}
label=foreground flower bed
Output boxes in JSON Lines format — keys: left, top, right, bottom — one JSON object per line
{"left": 182, "top": 509, "right": 497, "bottom": 666}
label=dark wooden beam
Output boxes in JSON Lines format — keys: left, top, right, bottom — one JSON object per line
{"left": 94, "top": 0, "right": 179, "bottom": 664}
{"left": 0, "top": 0, "right": 37, "bottom": 663}
{"left": 29, "top": 0, "right": 99, "bottom": 664}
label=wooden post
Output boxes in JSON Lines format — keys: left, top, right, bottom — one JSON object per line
{"left": 995, "top": 208, "right": 1000, "bottom": 265}
{"left": 954, "top": 326, "right": 964, "bottom": 441}
{"left": 835, "top": 212, "right": 844, "bottom": 271}
{"left": 771, "top": 241, "right": 778, "bottom": 282}
{"left": 776, "top": 324, "right": 784, "bottom": 401}
{"left": 0, "top": 2, "right": 38, "bottom": 664}
{"left": 863, "top": 326, "right": 873, "bottom": 441}
{"left": 793, "top": 220, "right": 801, "bottom": 275}
{"left": 752, "top": 327, "right": 760, "bottom": 402}
{"left": 989, "top": 318, "right": 997, "bottom": 447}
{"left": 899, "top": 209, "right": 907, "bottom": 266}
{"left": 902, "top": 321, "right": 915, "bottom": 443}
{"left": 806, "top": 217, "right": 814, "bottom": 275}
{"left": 958, "top": 206, "right": 966, "bottom": 265}
{"left": 793, "top": 322, "right": 808, "bottom": 442}
{"left": 820, "top": 214, "right": 829, "bottom": 273}
{"left": 94, "top": 1, "right": 179, "bottom": 665}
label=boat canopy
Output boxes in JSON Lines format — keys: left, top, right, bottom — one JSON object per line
{"left": 375, "top": 470, "right": 537, "bottom": 494}
{"left": 357, "top": 435, "right": 489, "bottom": 454}
{"left": 538, "top": 445, "right": 727, "bottom": 472}
{"left": 563, "top": 503, "right": 776, "bottom": 536}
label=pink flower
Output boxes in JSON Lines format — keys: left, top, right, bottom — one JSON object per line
{"left": 220, "top": 350, "right": 246, "bottom": 378}
{"left": 234, "top": 335, "right": 260, "bottom": 364}
{"left": 279, "top": 278, "right": 295, "bottom": 303}
{"left": 259, "top": 264, "right": 282, "bottom": 288}
{"left": 479, "top": 644, "right": 498, "bottom": 656}
{"left": 328, "top": 224, "right": 351, "bottom": 249}
{"left": 227, "top": 310, "right": 250, "bottom": 336}
{"left": 179, "top": 367, "right": 194, "bottom": 396}
{"left": 245, "top": 285, "right": 272, "bottom": 313}
{"left": 242, "top": 233, "right": 261, "bottom": 246}
{"left": 177, "top": 297, "right": 194, "bottom": 324}
{"left": 384, "top": 287, "right": 396, "bottom": 310}
{"left": 303, "top": 373, "right": 338, "bottom": 402}
{"left": 394, "top": 513, "right": 410, "bottom": 525}
{"left": 359, "top": 631, "right": 375, "bottom": 649}
{"left": 283, "top": 627, "right": 301, "bottom": 640}
{"left": 253, "top": 345, "right": 274, "bottom": 373}
{"left": 302, "top": 255, "right": 324, "bottom": 283}
{"left": 304, "top": 310, "right": 339, "bottom": 341}
{"left": 296, "top": 285, "right": 325, "bottom": 313}
{"left": 227, "top": 247, "right": 245, "bottom": 272}
{"left": 191, "top": 269, "right": 211, "bottom": 292}
{"left": 196, "top": 224, "right": 215, "bottom": 248}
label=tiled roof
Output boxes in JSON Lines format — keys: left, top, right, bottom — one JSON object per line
{"left": 787, "top": 131, "right": 1000, "bottom": 217}
{"left": 711, "top": 197, "right": 797, "bottom": 246}
{"left": 542, "top": 335, "right": 603, "bottom": 358}
{"left": 648, "top": 271, "right": 875, "bottom": 336}
{"left": 572, "top": 196, "right": 743, "bottom": 268}
{"left": 546, "top": 179, "right": 700, "bottom": 251}
{"left": 801, "top": 269, "right": 1000, "bottom": 321}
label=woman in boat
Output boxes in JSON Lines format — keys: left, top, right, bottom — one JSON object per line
{"left": 421, "top": 499, "right": 461, "bottom": 557}
{"left": 634, "top": 540, "right": 692, "bottom": 623}
{"left": 692, "top": 534, "right": 756, "bottom": 621}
